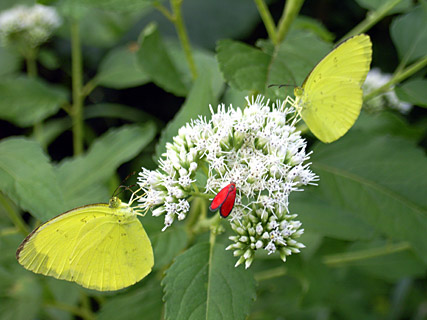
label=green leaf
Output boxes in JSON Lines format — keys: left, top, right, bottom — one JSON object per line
{"left": 38, "top": 104, "right": 159, "bottom": 148}
{"left": 57, "top": 123, "right": 156, "bottom": 209}
{"left": 355, "top": 0, "right": 413, "bottom": 14}
{"left": 0, "top": 76, "right": 68, "bottom": 127}
{"left": 152, "top": 226, "right": 188, "bottom": 271}
{"left": 354, "top": 111, "right": 424, "bottom": 141}
{"left": 96, "top": 45, "right": 150, "bottom": 89}
{"left": 0, "top": 46, "right": 21, "bottom": 76}
{"left": 138, "top": 23, "right": 188, "bottom": 96}
{"left": 58, "top": 2, "right": 145, "bottom": 46}
{"left": 216, "top": 39, "right": 271, "bottom": 93}
{"left": 216, "top": 30, "right": 330, "bottom": 98}
{"left": 309, "top": 133, "right": 427, "bottom": 263}
{"left": 155, "top": 71, "right": 214, "bottom": 159}
{"left": 70, "top": 0, "right": 153, "bottom": 11}
{"left": 98, "top": 279, "right": 162, "bottom": 320}
{"left": 391, "top": 4, "right": 427, "bottom": 63}
{"left": 0, "top": 274, "right": 43, "bottom": 320}
{"left": 292, "top": 190, "right": 376, "bottom": 241}
{"left": 166, "top": 40, "right": 224, "bottom": 98}
{"left": 395, "top": 78, "right": 427, "bottom": 107}
{"left": 162, "top": 242, "right": 256, "bottom": 320}
{"left": 0, "top": 138, "right": 64, "bottom": 221}
{"left": 324, "top": 240, "right": 426, "bottom": 281}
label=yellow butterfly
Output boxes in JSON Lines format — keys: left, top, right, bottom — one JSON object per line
{"left": 16, "top": 196, "right": 154, "bottom": 291}
{"left": 294, "top": 34, "right": 372, "bottom": 143}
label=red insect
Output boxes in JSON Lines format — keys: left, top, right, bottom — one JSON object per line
{"left": 209, "top": 182, "right": 237, "bottom": 218}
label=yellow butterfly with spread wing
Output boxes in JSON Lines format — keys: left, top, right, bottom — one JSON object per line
{"left": 16, "top": 195, "right": 154, "bottom": 291}
{"left": 293, "top": 34, "right": 372, "bottom": 143}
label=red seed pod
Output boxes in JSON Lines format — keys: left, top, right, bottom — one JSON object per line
{"left": 209, "top": 182, "right": 236, "bottom": 218}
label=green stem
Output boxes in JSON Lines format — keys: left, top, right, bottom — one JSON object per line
{"left": 25, "top": 50, "right": 45, "bottom": 144}
{"left": 170, "top": 0, "right": 198, "bottom": 80}
{"left": 341, "top": 0, "right": 403, "bottom": 40}
{"left": 364, "top": 56, "right": 427, "bottom": 102}
{"left": 25, "top": 50, "right": 38, "bottom": 78}
{"left": 323, "top": 242, "right": 411, "bottom": 266}
{"left": 153, "top": 1, "right": 174, "bottom": 21}
{"left": 0, "top": 193, "right": 29, "bottom": 236}
{"left": 276, "top": 0, "right": 304, "bottom": 44}
{"left": 189, "top": 190, "right": 212, "bottom": 200}
{"left": 255, "top": 266, "right": 287, "bottom": 282}
{"left": 254, "top": 0, "right": 277, "bottom": 42}
{"left": 81, "top": 77, "right": 98, "bottom": 98}
{"left": 71, "top": 20, "right": 84, "bottom": 156}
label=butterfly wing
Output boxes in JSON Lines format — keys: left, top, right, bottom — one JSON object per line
{"left": 219, "top": 185, "right": 236, "bottom": 218}
{"left": 16, "top": 204, "right": 154, "bottom": 291}
{"left": 209, "top": 185, "right": 232, "bottom": 211}
{"left": 299, "top": 34, "right": 372, "bottom": 143}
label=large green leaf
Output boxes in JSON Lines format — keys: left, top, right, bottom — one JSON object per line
{"left": 0, "top": 47, "right": 21, "bottom": 76}
{"left": 155, "top": 71, "right": 215, "bottom": 159}
{"left": 307, "top": 133, "right": 427, "bottom": 263}
{"left": 166, "top": 40, "right": 224, "bottom": 99}
{"left": 95, "top": 45, "right": 150, "bottom": 89}
{"left": 395, "top": 78, "right": 427, "bottom": 108}
{"left": 163, "top": 242, "right": 256, "bottom": 320}
{"left": 292, "top": 190, "right": 376, "bottom": 241}
{"left": 216, "top": 30, "right": 330, "bottom": 99}
{"left": 391, "top": 4, "right": 427, "bottom": 63}
{"left": 0, "top": 138, "right": 64, "bottom": 221}
{"left": 324, "top": 240, "right": 426, "bottom": 281}
{"left": 0, "top": 77, "right": 68, "bottom": 127}
{"left": 57, "top": 123, "right": 156, "bottom": 209}
{"left": 38, "top": 104, "right": 159, "bottom": 148}
{"left": 98, "top": 279, "right": 162, "bottom": 320}
{"left": 138, "top": 23, "right": 188, "bottom": 96}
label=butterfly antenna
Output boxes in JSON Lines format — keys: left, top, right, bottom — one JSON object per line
{"left": 268, "top": 84, "right": 296, "bottom": 89}
{"left": 112, "top": 171, "right": 136, "bottom": 197}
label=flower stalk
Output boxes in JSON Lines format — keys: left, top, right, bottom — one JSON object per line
{"left": 70, "top": 19, "right": 84, "bottom": 156}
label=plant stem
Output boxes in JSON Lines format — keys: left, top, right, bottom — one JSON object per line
{"left": 323, "top": 242, "right": 411, "bottom": 266}
{"left": 276, "top": 0, "right": 304, "bottom": 44}
{"left": 26, "top": 49, "right": 45, "bottom": 144}
{"left": 0, "top": 193, "right": 29, "bottom": 235}
{"left": 71, "top": 20, "right": 84, "bottom": 156}
{"left": 254, "top": 0, "right": 277, "bottom": 42}
{"left": 189, "top": 191, "right": 212, "bottom": 200}
{"left": 170, "top": 0, "right": 198, "bottom": 80}
{"left": 255, "top": 266, "right": 287, "bottom": 281}
{"left": 341, "top": 0, "right": 402, "bottom": 40}
{"left": 25, "top": 50, "right": 38, "bottom": 78}
{"left": 364, "top": 55, "right": 427, "bottom": 102}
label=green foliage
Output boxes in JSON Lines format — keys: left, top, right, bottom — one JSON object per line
{"left": 163, "top": 242, "right": 256, "bottom": 320}
{"left": 0, "top": 0, "right": 426, "bottom": 319}
{"left": 0, "top": 77, "right": 68, "bottom": 127}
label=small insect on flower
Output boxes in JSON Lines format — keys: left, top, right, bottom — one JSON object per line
{"left": 209, "top": 182, "right": 237, "bottom": 218}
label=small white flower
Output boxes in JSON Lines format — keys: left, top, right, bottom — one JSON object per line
{"left": 137, "top": 95, "right": 316, "bottom": 266}
{"left": 0, "top": 4, "right": 61, "bottom": 49}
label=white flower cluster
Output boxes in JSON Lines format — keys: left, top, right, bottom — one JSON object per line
{"left": 138, "top": 95, "right": 318, "bottom": 267}
{"left": 363, "top": 68, "right": 412, "bottom": 114}
{"left": 0, "top": 4, "right": 61, "bottom": 49}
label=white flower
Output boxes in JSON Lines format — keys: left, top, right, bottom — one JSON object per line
{"left": 0, "top": 4, "right": 61, "bottom": 49}
{"left": 137, "top": 95, "right": 316, "bottom": 267}
{"left": 363, "top": 68, "right": 412, "bottom": 114}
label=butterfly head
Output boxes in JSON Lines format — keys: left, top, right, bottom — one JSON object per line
{"left": 109, "top": 197, "right": 122, "bottom": 209}
{"left": 294, "top": 86, "right": 303, "bottom": 98}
